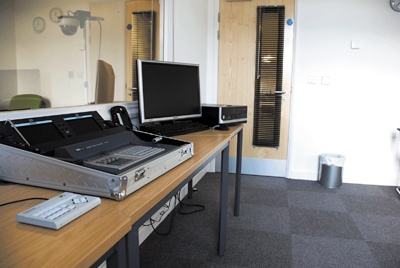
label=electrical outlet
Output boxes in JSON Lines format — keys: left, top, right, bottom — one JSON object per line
{"left": 321, "top": 76, "right": 331, "bottom": 85}
{"left": 308, "top": 76, "right": 318, "bottom": 84}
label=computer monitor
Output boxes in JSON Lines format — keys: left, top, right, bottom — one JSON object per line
{"left": 137, "top": 59, "right": 202, "bottom": 124}
{"left": 95, "top": 60, "right": 115, "bottom": 104}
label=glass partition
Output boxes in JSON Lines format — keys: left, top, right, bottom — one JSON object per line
{"left": 0, "top": 0, "right": 162, "bottom": 111}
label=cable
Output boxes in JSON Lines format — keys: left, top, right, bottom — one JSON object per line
{"left": 145, "top": 189, "right": 205, "bottom": 236}
{"left": 177, "top": 191, "right": 205, "bottom": 215}
{"left": 148, "top": 193, "right": 179, "bottom": 236}
{"left": 143, "top": 197, "right": 173, "bottom": 226}
{"left": 0, "top": 198, "right": 48, "bottom": 207}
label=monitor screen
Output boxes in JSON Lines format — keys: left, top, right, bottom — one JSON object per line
{"left": 13, "top": 120, "right": 64, "bottom": 146}
{"left": 63, "top": 115, "right": 103, "bottom": 135}
{"left": 137, "top": 60, "right": 202, "bottom": 124}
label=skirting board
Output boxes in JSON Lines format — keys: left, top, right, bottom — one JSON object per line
{"left": 215, "top": 156, "right": 287, "bottom": 177}
{"left": 287, "top": 170, "right": 319, "bottom": 181}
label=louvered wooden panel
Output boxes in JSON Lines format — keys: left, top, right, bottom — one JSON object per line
{"left": 131, "top": 11, "right": 154, "bottom": 101}
{"left": 253, "top": 6, "right": 285, "bottom": 147}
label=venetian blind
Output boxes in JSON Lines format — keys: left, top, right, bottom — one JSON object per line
{"left": 131, "top": 11, "right": 154, "bottom": 101}
{"left": 253, "top": 6, "right": 285, "bottom": 147}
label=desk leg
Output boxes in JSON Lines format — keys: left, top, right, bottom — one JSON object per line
{"left": 127, "top": 224, "right": 141, "bottom": 268}
{"left": 234, "top": 129, "right": 243, "bottom": 216}
{"left": 219, "top": 144, "right": 229, "bottom": 256}
{"left": 188, "top": 179, "right": 193, "bottom": 199}
{"left": 106, "top": 236, "right": 127, "bottom": 268}
{"left": 92, "top": 236, "right": 127, "bottom": 268}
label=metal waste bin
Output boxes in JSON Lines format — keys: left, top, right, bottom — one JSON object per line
{"left": 318, "top": 154, "right": 345, "bottom": 189}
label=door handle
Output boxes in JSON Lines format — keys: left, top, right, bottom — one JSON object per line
{"left": 128, "top": 87, "right": 136, "bottom": 97}
{"left": 274, "top": 90, "right": 287, "bottom": 94}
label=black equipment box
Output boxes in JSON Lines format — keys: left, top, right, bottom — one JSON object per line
{"left": 199, "top": 104, "right": 247, "bottom": 127}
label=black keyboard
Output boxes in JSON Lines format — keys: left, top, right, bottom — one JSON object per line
{"left": 140, "top": 121, "right": 210, "bottom": 136}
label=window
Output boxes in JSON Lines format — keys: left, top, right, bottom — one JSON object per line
{"left": 253, "top": 6, "right": 285, "bottom": 148}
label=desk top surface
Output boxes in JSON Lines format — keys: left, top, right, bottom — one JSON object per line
{"left": 0, "top": 186, "right": 131, "bottom": 268}
{"left": 0, "top": 125, "right": 243, "bottom": 267}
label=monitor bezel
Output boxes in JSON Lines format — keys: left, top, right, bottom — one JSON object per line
{"left": 137, "top": 59, "right": 202, "bottom": 124}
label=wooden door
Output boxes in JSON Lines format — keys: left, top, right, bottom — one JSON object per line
{"left": 218, "top": 0, "right": 294, "bottom": 176}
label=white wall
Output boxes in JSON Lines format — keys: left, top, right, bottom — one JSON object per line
{"left": 13, "top": 0, "right": 90, "bottom": 107}
{"left": 0, "top": 1, "right": 17, "bottom": 70}
{"left": 289, "top": 0, "right": 400, "bottom": 186}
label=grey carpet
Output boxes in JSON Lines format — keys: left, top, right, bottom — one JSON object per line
{"left": 139, "top": 172, "right": 400, "bottom": 267}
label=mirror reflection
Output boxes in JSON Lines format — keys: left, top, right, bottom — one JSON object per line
{"left": 0, "top": 0, "right": 161, "bottom": 111}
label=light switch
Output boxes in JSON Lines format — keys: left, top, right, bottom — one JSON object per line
{"left": 351, "top": 40, "right": 360, "bottom": 49}
{"left": 321, "top": 76, "right": 331, "bottom": 85}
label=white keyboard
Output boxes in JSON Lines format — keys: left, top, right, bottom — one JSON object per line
{"left": 16, "top": 192, "right": 101, "bottom": 230}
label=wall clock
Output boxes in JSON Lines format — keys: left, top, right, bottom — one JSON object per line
{"left": 390, "top": 0, "right": 400, "bottom": 12}
{"left": 49, "top": 7, "right": 63, "bottom": 23}
{"left": 33, "top": 16, "right": 46, "bottom": 33}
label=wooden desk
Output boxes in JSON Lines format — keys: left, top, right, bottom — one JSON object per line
{"left": 0, "top": 125, "right": 243, "bottom": 267}
{"left": 0, "top": 185, "right": 131, "bottom": 268}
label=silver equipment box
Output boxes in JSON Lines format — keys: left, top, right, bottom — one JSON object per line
{"left": 0, "top": 112, "right": 193, "bottom": 201}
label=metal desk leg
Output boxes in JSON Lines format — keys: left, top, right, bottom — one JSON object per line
{"left": 106, "top": 236, "right": 127, "bottom": 268}
{"left": 234, "top": 129, "right": 243, "bottom": 216}
{"left": 219, "top": 144, "right": 229, "bottom": 256}
{"left": 127, "top": 223, "right": 141, "bottom": 268}
{"left": 91, "top": 236, "right": 127, "bottom": 268}
{"left": 188, "top": 179, "right": 193, "bottom": 199}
